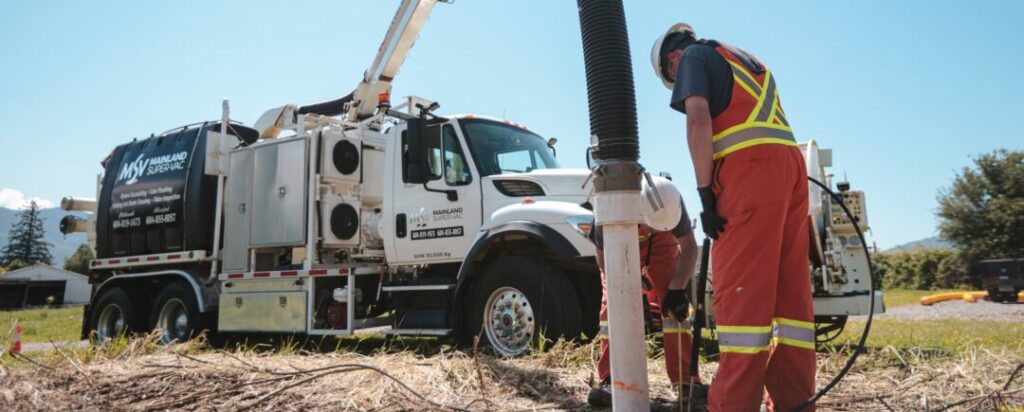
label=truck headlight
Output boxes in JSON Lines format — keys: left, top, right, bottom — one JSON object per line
{"left": 565, "top": 215, "right": 594, "bottom": 239}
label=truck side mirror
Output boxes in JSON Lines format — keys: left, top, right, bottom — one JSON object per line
{"left": 547, "top": 137, "right": 558, "bottom": 157}
{"left": 404, "top": 117, "right": 430, "bottom": 184}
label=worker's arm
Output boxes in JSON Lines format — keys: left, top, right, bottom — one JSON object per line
{"left": 669, "top": 231, "right": 698, "bottom": 289}
{"left": 685, "top": 96, "right": 714, "bottom": 188}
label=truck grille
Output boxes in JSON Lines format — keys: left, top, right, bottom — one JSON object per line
{"left": 493, "top": 180, "right": 545, "bottom": 197}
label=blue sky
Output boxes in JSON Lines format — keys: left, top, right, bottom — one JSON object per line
{"left": 1, "top": 1, "right": 1021, "bottom": 249}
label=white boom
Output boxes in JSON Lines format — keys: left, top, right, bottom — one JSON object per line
{"left": 253, "top": 0, "right": 439, "bottom": 138}
{"left": 348, "top": 0, "right": 438, "bottom": 121}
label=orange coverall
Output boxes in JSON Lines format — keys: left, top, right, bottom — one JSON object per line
{"left": 596, "top": 229, "right": 696, "bottom": 386}
{"left": 707, "top": 144, "right": 816, "bottom": 411}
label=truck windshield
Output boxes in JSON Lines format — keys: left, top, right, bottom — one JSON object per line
{"left": 460, "top": 119, "right": 560, "bottom": 176}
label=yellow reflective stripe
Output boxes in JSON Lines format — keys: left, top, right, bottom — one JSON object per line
{"left": 717, "top": 325, "right": 772, "bottom": 334}
{"left": 773, "top": 337, "right": 816, "bottom": 350}
{"left": 773, "top": 317, "right": 814, "bottom": 330}
{"left": 661, "top": 329, "right": 692, "bottom": 335}
{"left": 712, "top": 121, "right": 793, "bottom": 143}
{"left": 720, "top": 345, "right": 770, "bottom": 354}
{"left": 770, "top": 104, "right": 789, "bottom": 126}
{"left": 713, "top": 138, "right": 798, "bottom": 160}
{"left": 746, "top": 71, "right": 773, "bottom": 123}
{"left": 727, "top": 60, "right": 762, "bottom": 99}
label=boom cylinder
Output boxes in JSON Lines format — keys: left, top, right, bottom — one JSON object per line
{"left": 59, "top": 215, "right": 87, "bottom": 234}
{"left": 577, "top": 1, "right": 648, "bottom": 409}
{"left": 61, "top": 196, "right": 97, "bottom": 212}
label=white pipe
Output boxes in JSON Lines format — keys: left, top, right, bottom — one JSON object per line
{"left": 593, "top": 190, "right": 649, "bottom": 411}
{"left": 60, "top": 196, "right": 97, "bottom": 212}
{"left": 209, "top": 99, "right": 229, "bottom": 280}
{"left": 304, "top": 116, "right": 317, "bottom": 271}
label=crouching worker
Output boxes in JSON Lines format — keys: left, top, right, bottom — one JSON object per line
{"left": 587, "top": 176, "right": 707, "bottom": 407}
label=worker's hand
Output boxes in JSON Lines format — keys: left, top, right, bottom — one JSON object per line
{"left": 661, "top": 288, "right": 689, "bottom": 321}
{"left": 698, "top": 186, "right": 726, "bottom": 240}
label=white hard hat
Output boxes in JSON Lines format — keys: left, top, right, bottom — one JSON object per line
{"left": 642, "top": 176, "right": 683, "bottom": 232}
{"left": 650, "top": 23, "right": 696, "bottom": 89}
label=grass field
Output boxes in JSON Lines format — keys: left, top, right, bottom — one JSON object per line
{"left": 831, "top": 318, "right": 1024, "bottom": 357}
{"left": 1, "top": 295, "right": 1022, "bottom": 411}
{"left": 1, "top": 306, "right": 82, "bottom": 344}
{"left": 1, "top": 289, "right": 1018, "bottom": 358}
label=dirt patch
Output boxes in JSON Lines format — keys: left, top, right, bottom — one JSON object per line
{"left": 1, "top": 340, "right": 1022, "bottom": 411}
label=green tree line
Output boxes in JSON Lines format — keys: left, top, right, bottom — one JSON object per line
{"left": 879, "top": 149, "right": 1022, "bottom": 290}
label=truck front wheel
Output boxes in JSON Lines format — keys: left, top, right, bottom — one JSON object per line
{"left": 151, "top": 282, "right": 200, "bottom": 344}
{"left": 469, "top": 256, "right": 582, "bottom": 356}
{"left": 89, "top": 287, "right": 136, "bottom": 343}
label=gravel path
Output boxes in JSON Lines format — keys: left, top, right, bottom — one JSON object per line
{"left": 856, "top": 300, "right": 1024, "bottom": 322}
{"left": 19, "top": 340, "right": 88, "bottom": 353}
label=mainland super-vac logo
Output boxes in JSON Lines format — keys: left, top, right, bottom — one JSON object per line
{"left": 117, "top": 151, "right": 189, "bottom": 185}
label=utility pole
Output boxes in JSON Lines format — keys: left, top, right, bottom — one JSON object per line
{"left": 576, "top": 1, "right": 649, "bottom": 410}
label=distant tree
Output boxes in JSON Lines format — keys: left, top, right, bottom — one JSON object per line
{"left": 0, "top": 201, "right": 53, "bottom": 267}
{"left": 64, "top": 244, "right": 94, "bottom": 275}
{"left": 937, "top": 149, "right": 1024, "bottom": 261}
{"left": 4, "top": 258, "right": 29, "bottom": 271}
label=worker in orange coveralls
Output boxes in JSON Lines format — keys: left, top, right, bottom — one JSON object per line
{"left": 651, "top": 23, "right": 817, "bottom": 411}
{"left": 586, "top": 176, "right": 705, "bottom": 407}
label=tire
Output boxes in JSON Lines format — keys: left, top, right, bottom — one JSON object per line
{"left": 468, "top": 256, "right": 582, "bottom": 356}
{"left": 575, "top": 271, "right": 602, "bottom": 340}
{"left": 89, "top": 287, "right": 137, "bottom": 343}
{"left": 150, "top": 282, "right": 201, "bottom": 345}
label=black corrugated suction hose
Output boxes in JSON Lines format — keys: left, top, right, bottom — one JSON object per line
{"left": 576, "top": 0, "right": 639, "bottom": 162}
{"left": 296, "top": 91, "right": 356, "bottom": 117}
{"left": 790, "top": 176, "right": 878, "bottom": 412}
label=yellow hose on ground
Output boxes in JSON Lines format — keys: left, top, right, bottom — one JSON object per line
{"left": 920, "top": 291, "right": 987, "bottom": 306}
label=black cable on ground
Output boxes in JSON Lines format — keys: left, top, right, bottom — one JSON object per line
{"left": 791, "top": 176, "right": 878, "bottom": 412}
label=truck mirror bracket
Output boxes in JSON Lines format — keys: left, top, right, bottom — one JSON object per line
{"left": 422, "top": 183, "right": 458, "bottom": 201}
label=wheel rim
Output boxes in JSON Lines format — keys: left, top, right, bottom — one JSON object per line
{"left": 157, "top": 298, "right": 190, "bottom": 344}
{"left": 483, "top": 286, "right": 535, "bottom": 356}
{"left": 96, "top": 304, "right": 126, "bottom": 342}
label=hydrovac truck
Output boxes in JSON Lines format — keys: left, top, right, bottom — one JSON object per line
{"left": 59, "top": 0, "right": 881, "bottom": 356}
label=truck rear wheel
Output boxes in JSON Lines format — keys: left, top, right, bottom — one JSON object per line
{"left": 89, "top": 287, "right": 136, "bottom": 343}
{"left": 469, "top": 256, "right": 582, "bottom": 356}
{"left": 151, "top": 282, "right": 200, "bottom": 344}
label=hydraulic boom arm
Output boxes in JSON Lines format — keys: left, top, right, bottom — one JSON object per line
{"left": 253, "top": 0, "right": 440, "bottom": 138}
{"left": 348, "top": 0, "right": 438, "bottom": 121}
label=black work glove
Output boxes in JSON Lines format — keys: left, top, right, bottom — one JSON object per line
{"left": 661, "top": 289, "right": 689, "bottom": 321}
{"left": 698, "top": 186, "right": 727, "bottom": 240}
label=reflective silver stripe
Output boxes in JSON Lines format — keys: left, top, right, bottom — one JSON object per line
{"left": 730, "top": 63, "right": 763, "bottom": 97}
{"left": 718, "top": 331, "right": 771, "bottom": 348}
{"left": 661, "top": 317, "right": 691, "bottom": 332}
{"left": 773, "top": 323, "right": 815, "bottom": 343}
{"left": 599, "top": 322, "right": 609, "bottom": 338}
{"left": 775, "top": 109, "right": 790, "bottom": 127}
{"left": 755, "top": 74, "right": 777, "bottom": 122}
{"left": 712, "top": 126, "right": 796, "bottom": 154}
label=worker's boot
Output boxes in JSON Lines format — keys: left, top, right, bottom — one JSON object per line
{"left": 587, "top": 377, "right": 612, "bottom": 407}
{"left": 676, "top": 382, "right": 709, "bottom": 411}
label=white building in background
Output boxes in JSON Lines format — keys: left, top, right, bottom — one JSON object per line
{"left": 0, "top": 264, "right": 90, "bottom": 307}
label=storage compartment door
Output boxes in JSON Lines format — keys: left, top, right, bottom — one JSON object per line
{"left": 222, "top": 150, "right": 253, "bottom": 272}
{"left": 251, "top": 140, "right": 308, "bottom": 247}
{"left": 218, "top": 291, "right": 307, "bottom": 332}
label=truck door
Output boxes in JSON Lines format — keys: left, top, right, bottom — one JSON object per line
{"left": 390, "top": 122, "right": 482, "bottom": 264}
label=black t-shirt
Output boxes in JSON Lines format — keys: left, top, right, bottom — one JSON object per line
{"left": 669, "top": 43, "right": 734, "bottom": 116}
{"left": 589, "top": 196, "right": 692, "bottom": 250}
